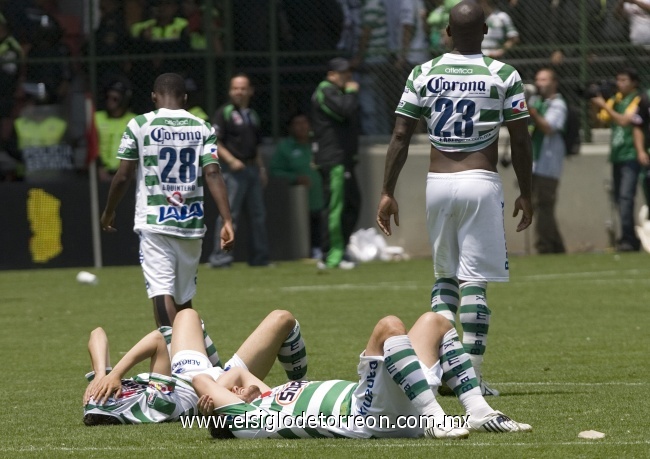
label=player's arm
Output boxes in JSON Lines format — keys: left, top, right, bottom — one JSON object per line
{"left": 377, "top": 115, "right": 419, "bottom": 236}
{"left": 624, "top": 0, "right": 650, "bottom": 14}
{"left": 204, "top": 163, "right": 234, "bottom": 251}
{"left": 86, "top": 330, "right": 168, "bottom": 405}
{"left": 83, "top": 327, "right": 111, "bottom": 405}
{"left": 506, "top": 117, "right": 534, "bottom": 232}
{"left": 100, "top": 159, "right": 137, "bottom": 232}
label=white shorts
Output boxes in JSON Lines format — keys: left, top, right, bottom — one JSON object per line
{"left": 426, "top": 170, "right": 509, "bottom": 282}
{"left": 171, "top": 350, "right": 212, "bottom": 382}
{"left": 349, "top": 353, "right": 442, "bottom": 438}
{"left": 139, "top": 231, "right": 202, "bottom": 304}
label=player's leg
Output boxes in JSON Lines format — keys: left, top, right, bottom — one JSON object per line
{"left": 430, "top": 277, "right": 460, "bottom": 326}
{"left": 87, "top": 327, "right": 111, "bottom": 376}
{"left": 229, "top": 310, "right": 308, "bottom": 381}
{"left": 152, "top": 296, "right": 192, "bottom": 327}
{"left": 410, "top": 312, "right": 531, "bottom": 433}
{"left": 366, "top": 316, "right": 468, "bottom": 438}
{"left": 456, "top": 171, "right": 509, "bottom": 396}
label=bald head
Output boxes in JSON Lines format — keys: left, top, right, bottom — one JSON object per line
{"left": 447, "top": 0, "right": 487, "bottom": 54}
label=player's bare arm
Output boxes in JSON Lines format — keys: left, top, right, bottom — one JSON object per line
{"left": 100, "top": 159, "right": 137, "bottom": 232}
{"left": 506, "top": 117, "right": 533, "bottom": 232}
{"left": 377, "top": 115, "right": 419, "bottom": 236}
{"left": 204, "top": 163, "right": 235, "bottom": 251}
{"left": 85, "top": 330, "right": 170, "bottom": 405}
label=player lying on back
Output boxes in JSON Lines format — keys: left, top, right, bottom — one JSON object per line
{"left": 194, "top": 312, "right": 532, "bottom": 439}
{"left": 82, "top": 309, "right": 307, "bottom": 425}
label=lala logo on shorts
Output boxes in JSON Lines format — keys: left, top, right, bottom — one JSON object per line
{"left": 158, "top": 202, "right": 204, "bottom": 223}
{"left": 275, "top": 380, "right": 308, "bottom": 405}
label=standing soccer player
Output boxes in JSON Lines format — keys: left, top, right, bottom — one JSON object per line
{"left": 101, "top": 73, "right": 234, "bottom": 326}
{"left": 376, "top": 0, "right": 533, "bottom": 396}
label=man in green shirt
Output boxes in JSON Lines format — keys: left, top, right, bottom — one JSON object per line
{"left": 592, "top": 68, "right": 644, "bottom": 252}
{"left": 270, "top": 113, "right": 324, "bottom": 259}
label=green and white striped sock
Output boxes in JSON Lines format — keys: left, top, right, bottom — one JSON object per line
{"left": 384, "top": 335, "right": 446, "bottom": 419}
{"left": 459, "top": 282, "right": 490, "bottom": 378}
{"left": 277, "top": 320, "right": 308, "bottom": 380}
{"left": 439, "top": 328, "right": 493, "bottom": 419}
{"left": 431, "top": 277, "right": 460, "bottom": 326}
{"left": 158, "top": 321, "right": 222, "bottom": 368}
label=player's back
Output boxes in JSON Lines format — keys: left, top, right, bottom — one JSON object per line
{"left": 396, "top": 53, "right": 528, "bottom": 153}
{"left": 217, "top": 380, "right": 359, "bottom": 438}
{"left": 117, "top": 108, "right": 219, "bottom": 238}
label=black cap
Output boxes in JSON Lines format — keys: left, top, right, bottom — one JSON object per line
{"left": 328, "top": 57, "right": 351, "bottom": 72}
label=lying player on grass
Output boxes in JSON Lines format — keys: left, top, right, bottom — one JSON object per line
{"left": 82, "top": 309, "right": 307, "bottom": 425}
{"left": 194, "top": 312, "right": 532, "bottom": 439}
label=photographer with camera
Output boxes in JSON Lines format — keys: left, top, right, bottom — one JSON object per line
{"left": 591, "top": 68, "right": 646, "bottom": 252}
{"left": 527, "top": 68, "right": 566, "bottom": 254}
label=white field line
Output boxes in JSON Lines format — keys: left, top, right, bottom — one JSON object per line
{"left": 3, "top": 440, "right": 650, "bottom": 452}
{"left": 494, "top": 382, "right": 646, "bottom": 386}
{"left": 278, "top": 269, "right": 648, "bottom": 292}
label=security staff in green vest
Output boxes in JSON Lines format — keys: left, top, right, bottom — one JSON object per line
{"left": 95, "top": 79, "right": 136, "bottom": 181}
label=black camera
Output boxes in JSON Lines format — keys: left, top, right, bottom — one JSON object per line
{"left": 581, "top": 79, "right": 617, "bottom": 100}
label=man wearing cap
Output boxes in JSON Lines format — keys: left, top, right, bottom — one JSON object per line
{"left": 310, "top": 58, "right": 361, "bottom": 270}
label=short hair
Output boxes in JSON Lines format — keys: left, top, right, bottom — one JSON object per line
{"left": 537, "top": 67, "right": 558, "bottom": 82}
{"left": 153, "top": 73, "right": 186, "bottom": 98}
{"left": 617, "top": 67, "right": 639, "bottom": 83}
{"left": 83, "top": 413, "right": 122, "bottom": 426}
{"left": 287, "top": 112, "right": 308, "bottom": 127}
{"left": 230, "top": 72, "right": 252, "bottom": 86}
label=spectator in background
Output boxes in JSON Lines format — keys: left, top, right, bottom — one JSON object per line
{"left": 24, "top": 13, "right": 72, "bottom": 104}
{"left": 591, "top": 68, "right": 644, "bottom": 252}
{"left": 620, "top": 0, "right": 650, "bottom": 48}
{"left": 397, "top": 0, "right": 430, "bottom": 72}
{"left": 352, "top": 0, "right": 398, "bottom": 135}
{"left": 94, "top": 78, "right": 136, "bottom": 182}
{"left": 336, "top": 0, "right": 362, "bottom": 57}
{"left": 270, "top": 113, "right": 324, "bottom": 260}
{"left": 478, "top": 0, "right": 518, "bottom": 58}
{"left": 92, "top": 0, "right": 129, "bottom": 90}
{"left": 181, "top": 0, "right": 223, "bottom": 53}
{"left": 129, "top": 0, "right": 190, "bottom": 112}
{"left": 208, "top": 74, "right": 271, "bottom": 268}
{"left": 528, "top": 68, "right": 567, "bottom": 254}
{"left": 0, "top": 12, "right": 23, "bottom": 150}
{"left": 311, "top": 58, "right": 361, "bottom": 270}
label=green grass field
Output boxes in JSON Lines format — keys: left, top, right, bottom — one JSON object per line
{"left": 1, "top": 253, "right": 649, "bottom": 458}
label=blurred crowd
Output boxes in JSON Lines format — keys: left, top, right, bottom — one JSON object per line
{"left": 1, "top": 0, "right": 649, "bottom": 182}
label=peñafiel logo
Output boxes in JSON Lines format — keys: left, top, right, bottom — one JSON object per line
{"left": 158, "top": 202, "right": 204, "bottom": 223}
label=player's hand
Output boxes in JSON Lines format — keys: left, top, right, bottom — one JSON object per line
{"left": 220, "top": 220, "right": 235, "bottom": 251}
{"left": 513, "top": 195, "right": 533, "bottom": 232}
{"left": 377, "top": 194, "right": 399, "bottom": 236}
{"left": 197, "top": 395, "right": 215, "bottom": 415}
{"left": 84, "top": 374, "right": 122, "bottom": 405}
{"left": 100, "top": 210, "right": 117, "bottom": 232}
{"left": 345, "top": 81, "right": 360, "bottom": 92}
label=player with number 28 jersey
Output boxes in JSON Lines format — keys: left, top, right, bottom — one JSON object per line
{"left": 117, "top": 109, "right": 219, "bottom": 239}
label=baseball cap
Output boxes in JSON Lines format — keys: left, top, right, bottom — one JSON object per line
{"left": 328, "top": 58, "right": 351, "bottom": 73}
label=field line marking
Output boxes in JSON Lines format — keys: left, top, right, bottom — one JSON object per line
{"left": 494, "top": 382, "right": 646, "bottom": 386}
{"left": 281, "top": 282, "right": 419, "bottom": 292}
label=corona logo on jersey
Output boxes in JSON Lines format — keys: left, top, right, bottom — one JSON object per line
{"left": 426, "top": 77, "right": 487, "bottom": 95}
{"left": 158, "top": 202, "right": 204, "bottom": 223}
{"left": 275, "top": 380, "right": 308, "bottom": 405}
{"left": 151, "top": 127, "right": 201, "bottom": 143}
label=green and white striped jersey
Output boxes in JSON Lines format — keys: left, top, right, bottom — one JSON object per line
{"left": 117, "top": 108, "right": 219, "bottom": 238}
{"left": 84, "top": 372, "right": 198, "bottom": 424}
{"left": 395, "top": 53, "right": 529, "bottom": 152}
{"left": 216, "top": 380, "right": 359, "bottom": 438}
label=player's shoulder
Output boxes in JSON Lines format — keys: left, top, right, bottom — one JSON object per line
{"left": 484, "top": 57, "right": 522, "bottom": 83}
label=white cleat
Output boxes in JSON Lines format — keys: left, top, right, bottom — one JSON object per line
{"left": 469, "top": 411, "right": 532, "bottom": 433}
{"left": 425, "top": 426, "right": 470, "bottom": 439}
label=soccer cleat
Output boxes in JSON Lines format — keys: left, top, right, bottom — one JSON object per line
{"left": 338, "top": 260, "right": 356, "bottom": 270}
{"left": 469, "top": 411, "right": 532, "bottom": 433}
{"left": 480, "top": 380, "right": 500, "bottom": 396}
{"left": 424, "top": 425, "right": 470, "bottom": 439}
